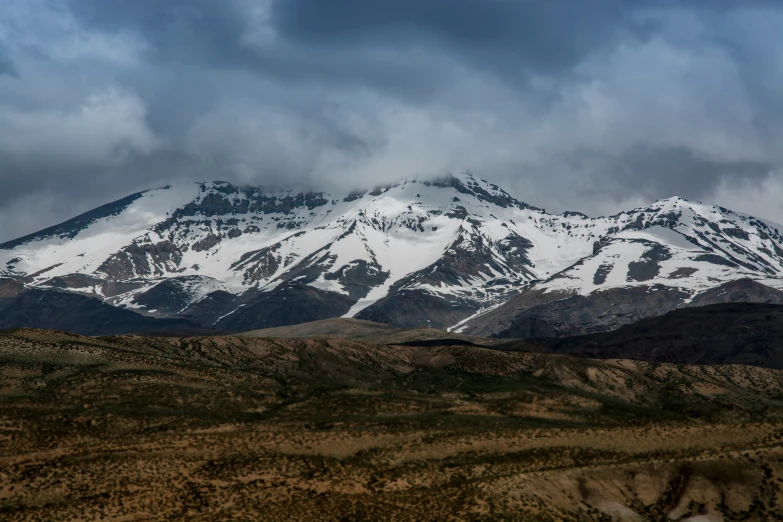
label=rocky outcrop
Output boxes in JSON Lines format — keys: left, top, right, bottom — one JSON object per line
{"left": 232, "top": 242, "right": 289, "bottom": 284}
{"left": 322, "top": 259, "right": 389, "bottom": 301}
{"left": 155, "top": 183, "right": 330, "bottom": 228}
{"left": 97, "top": 240, "right": 183, "bottom": 280}
{"left": 626, "top": 242, "right": 671, "bottom": 282}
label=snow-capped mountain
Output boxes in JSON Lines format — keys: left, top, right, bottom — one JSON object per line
{"left": 2, "top": 172, "right": 783, "bottom": 335}
{"left": 459, "top": 197, "right": 783, "bottom": 337}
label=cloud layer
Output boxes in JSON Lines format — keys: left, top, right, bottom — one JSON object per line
{"left": 0, "top": 0, "right": 781, "bottom": 241}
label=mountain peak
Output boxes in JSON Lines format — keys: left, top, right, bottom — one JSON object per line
{"left": 652, "top": 195, "right": 692, "bottom": 206}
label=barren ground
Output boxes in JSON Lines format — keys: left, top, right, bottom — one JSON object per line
{"left": 2, "top": 328, "right": 783, "bottom": 520}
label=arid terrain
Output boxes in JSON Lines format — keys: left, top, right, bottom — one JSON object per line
{"left": 2, "top": 327, "right": 783, "bottom": 520}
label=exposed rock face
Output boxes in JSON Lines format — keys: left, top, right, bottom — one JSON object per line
{"left": 626, "top": 242, "right": 671, "bottom": 282}
{"left": 192, "top": 233, "right": 221, "bottom": 252}
{"left": 322, "top": 259, "right": 389, "bottom": 301}
{"left": 157, "top": 183, "right": 330, "bottom": 222}
{"left": 231, "top": 243, "right": 288, "bottom": 284}
{"left": 98, "top": 240, "right": 183, "bottom": 280}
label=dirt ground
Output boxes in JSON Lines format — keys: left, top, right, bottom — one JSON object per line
{"left": 2, "top": 328, "right": 783, "bottom": 520}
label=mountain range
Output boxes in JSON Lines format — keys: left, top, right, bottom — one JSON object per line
{"left": 2, "top": 172, "right": 783, "bottom": 336}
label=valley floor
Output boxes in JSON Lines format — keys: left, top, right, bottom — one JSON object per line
{"left": 3, "top": 422, "right": 783, "bottom": 521}
{"left": 1, "top": 329, "right": 783, "bottom": 520}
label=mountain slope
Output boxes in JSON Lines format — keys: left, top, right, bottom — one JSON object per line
{"left": 3, "top": 174, "right": 783, "bottom": 333}
{"left": 505, "top": 301, "right": 783, "bottom": 369}
{"left": 458, "top": 198, "right": 783, "bottom": 337}
{"left": 0, "top": 288, "right": 201, "bottom": 335}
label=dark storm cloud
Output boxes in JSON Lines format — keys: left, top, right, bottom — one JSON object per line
{"left": 564, "top": 147, "right": 773, "bottom": 204}
{"left": 57, "top": 0, "right": 654, "bottom": 108}
{"left": 64, "top": 0, "right": 257, "bottom": 67}
{"left": 0, "top": 44, "right": 17, "bottom": 77}
{"left": 68, "top": 0, "right": 629, "bottom": 70}
{"left": 272, "top": 0, "right": 650, "bottom": 79}
{"left": 0, "top": 0, "right": 782, "bottom": 241}
{"left": 62, "top": 0, "right": 458, "bottom": 103}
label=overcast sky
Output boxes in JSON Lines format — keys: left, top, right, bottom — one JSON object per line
{"left": 0, "top": 0, "right": 782, "bottom": 242}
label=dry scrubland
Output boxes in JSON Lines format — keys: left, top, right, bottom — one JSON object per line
{"left": 2, "top": 328, "right": 783, "bottom": 520}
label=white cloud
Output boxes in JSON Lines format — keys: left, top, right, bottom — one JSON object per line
{"left": 0, "top": 87, "right": 161, "bottom": 166}
{"left": 710, "top": 172, "right": 783, "bottom": 225}
{"left": 527, "top": 34, "right": 769, "bottom": 165}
